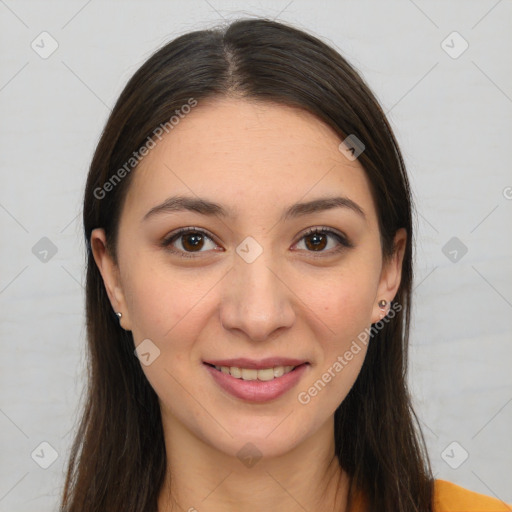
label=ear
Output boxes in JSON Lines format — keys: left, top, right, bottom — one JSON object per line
{"left": 90, "top": 228, "right": 132, "bottom": 331}
{"left": 371, "top": 228, "right": 407, "bottom": 323}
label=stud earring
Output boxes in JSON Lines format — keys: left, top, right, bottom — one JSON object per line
{"left": 115, "top": 312, "right": 122, "bottom": 319}
{"left": 378, "top": 299, "right": 387, "bottom": 309}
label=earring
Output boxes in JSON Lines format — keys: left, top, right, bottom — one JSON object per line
{"left": 378, "top": 299, "right": 387, "bottom": 309}
{"left": 115, "top": 312, "right": 122, "bottom": 319}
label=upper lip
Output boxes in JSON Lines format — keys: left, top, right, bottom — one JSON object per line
{"left": 204, "top": 357, "right": 309, "bottom": 369}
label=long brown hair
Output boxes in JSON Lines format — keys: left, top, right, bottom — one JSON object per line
{"left": 61, "top": 17, "right": 433, "bottom": 511}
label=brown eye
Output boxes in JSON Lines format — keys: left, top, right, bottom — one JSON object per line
{"left": 295, "top": 227, "right": 352, "bottom": 255}
{"left": 181, "top": 232, "right": 206, "bottom": 251}
{"left": 161, "top": 227, "right": 219, "bottom": 258}
{"left": 304, "top": 231, "right": 328, "bottom": 251}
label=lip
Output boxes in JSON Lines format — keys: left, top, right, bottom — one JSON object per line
{"left": 203, "top": 357, "right": 308, "bottom": 370}
{"left": 204, "top": 362, "right": 309, "bottom": 403}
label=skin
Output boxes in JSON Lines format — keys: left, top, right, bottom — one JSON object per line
{"left": 91, "top": 97, "right": 406, "bottom": 512}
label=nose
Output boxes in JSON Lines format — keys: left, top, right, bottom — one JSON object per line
{"left": 219, "top": 248, "right": 296, "bottom": 342}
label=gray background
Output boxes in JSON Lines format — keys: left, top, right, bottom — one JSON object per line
{"left": 0, "top": 0, "right": 511, "bottom": 510}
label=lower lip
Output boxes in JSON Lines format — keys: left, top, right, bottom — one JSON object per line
{"left": 204, "top": 363, "right": 309, "bottom": 403}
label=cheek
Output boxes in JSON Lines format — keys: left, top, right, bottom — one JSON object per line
{"left": 123, "top": 257, "right": 212, "bottom": 342}
{"left": 122, "top": 262, "right": 217, "bottom": 399}
{"left": 303, "top": 265, "right": 377, "bottom": 341}
{"left": 297, "top": 278, "right": 373, "bottom": 416}
{"left": 326, "top": 285, "right": 374, "bottom": 340}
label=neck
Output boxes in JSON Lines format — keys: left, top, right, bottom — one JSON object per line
{"left": 157, "top": 414, "right": 350, "bottom": 512}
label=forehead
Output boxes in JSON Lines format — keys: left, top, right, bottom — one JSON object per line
{"left": 123, "top": 97, "right": 377, "bottom": 224}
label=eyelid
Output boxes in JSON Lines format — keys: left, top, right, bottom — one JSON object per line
{"left": 296, "top": 226, "right": 352, "bottom": 246}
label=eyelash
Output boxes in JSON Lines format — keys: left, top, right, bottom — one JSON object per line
{"left": 161, "top": 226, "right": 353, "bottom": 259}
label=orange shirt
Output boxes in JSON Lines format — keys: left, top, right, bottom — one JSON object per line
{"left": 352, "top": 479, "right": 511, "bottom": 511}
{"left": 433, "top": 479, "right": 512, "bottom": 512}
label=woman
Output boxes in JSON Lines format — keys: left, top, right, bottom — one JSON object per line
{"left": 60, "top": 17, "right": 510, "bottom": 512}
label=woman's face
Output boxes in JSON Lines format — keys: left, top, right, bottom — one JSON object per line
{"left": 92, "top": 97, "right": 405, "bottom": 459}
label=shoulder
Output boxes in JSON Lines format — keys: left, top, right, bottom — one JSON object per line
{"left": 434, "top": 479, "right": 512, "bottom": 512}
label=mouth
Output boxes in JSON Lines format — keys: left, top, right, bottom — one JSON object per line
{"left": 203, "top": 362, "right": 308, "bottom": 381}
{"left": 203, "top": 361, "right": 310, "bottom": 402}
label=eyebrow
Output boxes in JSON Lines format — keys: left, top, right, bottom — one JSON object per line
{"left": 142, "top": 195, "right": 366, "bottom": 222}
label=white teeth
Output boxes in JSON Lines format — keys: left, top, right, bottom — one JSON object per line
{"left": 230, "top": 366, "right": 242, "bottom": 378}
{"left": 241, "top": 368, "right": 258, "bottom": 380}
{"left": 257, "top": 368, "right": 275, "bottom": 381}
{"left": 213, "top": 364, "right": 297, "bottom": 381}
{"left": 273, "top": 366, "right": 284, "bottom": 378}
